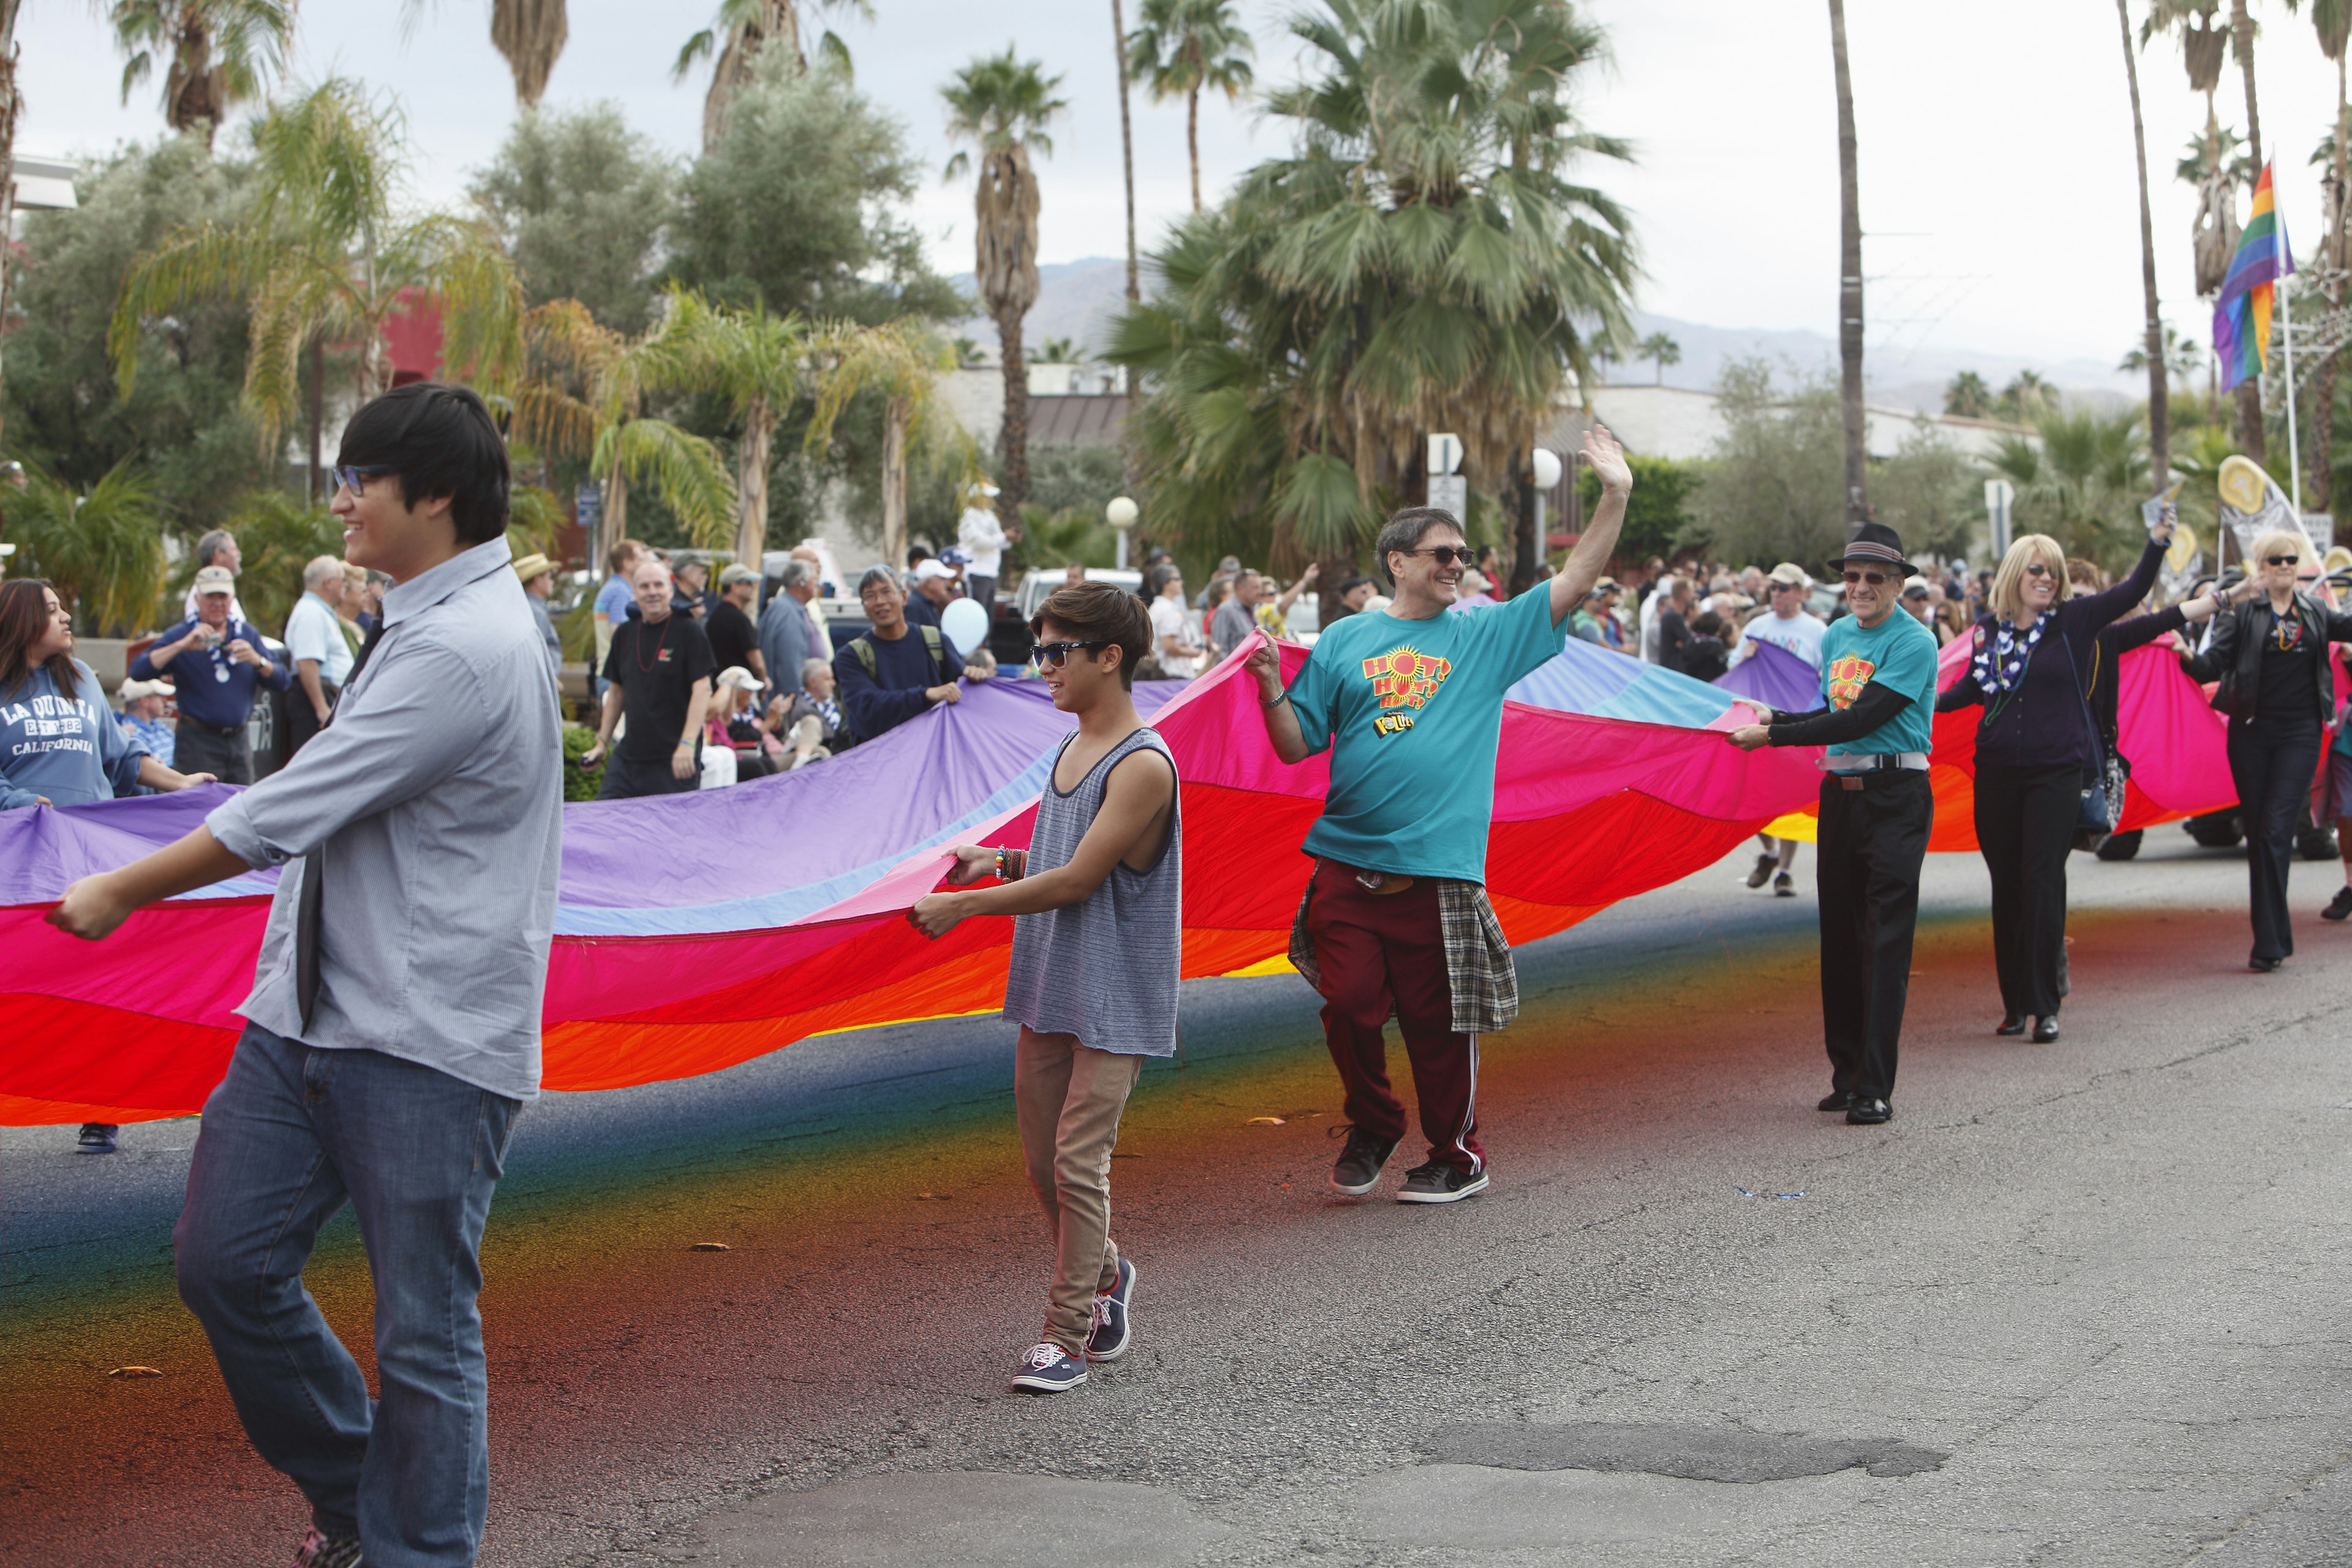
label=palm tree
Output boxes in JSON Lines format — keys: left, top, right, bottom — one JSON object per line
{"left": 802, "top": 318, "right": 964, "bottom": 570}
{"left": 2120, "top": 0, "right": 2170, "bottom": 478}
{"left": 665, "top": 288, "right": 805, "bottom": 565}
{"left": 102, "top": 0, "right": 296, "bottom": 149}
{"left": 2290, "top": 0, "right": 2350, "bottom": 510}
{"left": 673, "top": 0, "right": 873, "bottom": 151}
{"left": 1944, "top": 370, "right": 1993, "bottom": 418}
{"left": 110, "top": 79, "right": 527, "bottom": 499}
{"left": 399, "top": 1, "right": 571, "bottom": 106}
{"left": 1105, "top": 0, "right": 1635, "bottom": 600}
{"left": 1638, "top": 331, "right": 1681, "bottom": 386}
{"left": 1828, "top": 0, "right": 1866, "bottom": 524}
{"left": 1034, "top": 335, "right": 1084, "bottom": 364}
{"left": 8, "top": 461, "right": 169, "bottom": 631}
{"left": 943, "top": 48, "right": 1066, "bottom": 522}
{"left": 1989, "top": 405, "right": 2152, "bottom": 567}
{"left": 511, "top": 298, "right": 737, "bottom": 560}
{"left": 1126, "top": 0, "right": 1254, "bottom": 213}
{"left": 1112, "top": 0, "right": 1140, "bottom": 303}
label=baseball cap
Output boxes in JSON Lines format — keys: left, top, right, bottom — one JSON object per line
{"left": 192, "top": 564, "right": 236, "bottom": 595}
{"left": 718, "top": 562, "right": 759, "bottom": 587}
{"left": 714, "top": 665, "right": 761, "bottom": 692}
{"left": 1902, "top": 575, "right": 1931, "bottom": 598}
{"left": 938, "top": 546, "right": 970, "bottom": 568}
{"left": 911, "top": 559, "right": 956, "bottom": 583}
{"left": 118, "top": 677, "right": 174, "bottom": 701}
{"left": 1766, "top": 562, "right": 1810, "bottom": 587}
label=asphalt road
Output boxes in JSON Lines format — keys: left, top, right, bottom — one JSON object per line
{"left": 8, "top": 824, "right": 2352, "bottom": 1567}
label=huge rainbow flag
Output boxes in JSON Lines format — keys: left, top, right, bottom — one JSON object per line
{"left": 2217, "top": 161, "right": 2293, "bottom": 391}
{"left": 0, "top": 637, "right": 1824, "bottom": 1126}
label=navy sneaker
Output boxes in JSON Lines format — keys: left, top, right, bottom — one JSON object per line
{"left": 1330, "top": 1126, "right": 1398, "bottom": 1196}
{"left": 77, "top": 1123, "right": 118, "bottom": 1155}
{"left": 1396, "top": 1161, "right": 1490, "bottom": 1204}
{"left": 1086, "top": 1258, "right": 1137, "bottom": 1362}
{"left": 1009, "top": 1341, "right": 1087, "bottom": 1393}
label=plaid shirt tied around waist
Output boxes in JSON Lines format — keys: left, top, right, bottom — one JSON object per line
{"left": 1287, "top": 867, "right": 1520, "bottom": 1035}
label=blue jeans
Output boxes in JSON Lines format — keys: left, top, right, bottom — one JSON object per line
{"left": 174, "top": 1022, "right": 521, "bottom": 1567}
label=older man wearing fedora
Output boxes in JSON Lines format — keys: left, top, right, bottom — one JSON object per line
{"left": 513, "top": 551, "right": 564, "bottom": 704}
{"left": 1728, "top": 521, "right": 1940, "bottom": 1126}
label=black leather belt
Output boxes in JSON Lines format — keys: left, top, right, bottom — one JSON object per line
{"left": 181, "top": 717, "right": 245, "bottom": 737}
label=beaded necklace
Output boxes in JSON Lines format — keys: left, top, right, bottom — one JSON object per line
{"left": 1973, "top": 611, "right": 2049, "bottom": 695}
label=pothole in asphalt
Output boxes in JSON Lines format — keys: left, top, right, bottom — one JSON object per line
{"left": 686, "top": 1471, "right": 1234, "bottom": 1567}
{"left": 1419, "top": 1420, "right": 1948, "bottom": 1482}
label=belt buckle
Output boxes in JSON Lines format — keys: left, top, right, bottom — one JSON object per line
{"left": 1840, "top": 775, "right": 1864, "bottom": 791}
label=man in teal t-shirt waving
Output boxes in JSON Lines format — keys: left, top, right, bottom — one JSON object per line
{"left": 1245, "top": 427, "right": 1634, "bottom": 1205}
{"left": 1729, "top": 520, "right": 1940, "bottom": 1126}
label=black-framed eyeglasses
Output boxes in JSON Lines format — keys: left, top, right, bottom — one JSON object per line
{"left": 1400, "top": 546, "right": 1474, "bottom": 567}
{"left": 332, "top": 464, "right": 396, "bottom": 496}
{"left": 2266, "top": 553, "right": 2301, "bottom": 566}
{"left": 1031, "top": 639, "right": 1108, "bottom": 669}
{"left": 1841, "top": 570, "right": 1890, "bottom": 586}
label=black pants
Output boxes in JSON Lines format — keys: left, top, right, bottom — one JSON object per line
{"left": 2228, "top": 721, "right": 2323, "bottom": 962}
{"left": 285, "top": 683, "right": 337, "bottom": 759}
{"left": 173, "top": 719, "right": 253, "bottom": 785}
{"left": 596, "top": 748, "right": 701, "bottom": 801}
{"left": 1816, "top": 769, "right": 1933, "bottom": 1101}
{"left": 1973, "top": 761, "right": 2079, "bottom": 1019}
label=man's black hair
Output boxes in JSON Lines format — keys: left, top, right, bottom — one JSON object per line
{"left": 334, "top": 382, "right": 510, "bottom": 546}
{"left": 1373, "top": 507, "right": 1464, "bottom": 587}
{"left": 1338, "top": 575, "right": 1375, "bottom": 599}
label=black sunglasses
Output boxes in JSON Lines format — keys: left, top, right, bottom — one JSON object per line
{"left": 331, "top": 463, "right": 396, "bottom": 496}
{"left": 1841, "top": 570, "right": 1890, "bottom": 587}
{"left": 2266, "top": 553, "right": 2301, "bottom": 566}
{"left": 1400, "top": 546, "right": 1474, "bottom": 567}
{"left": 1031, "top": 639, "right": 1108, "bottom": 669}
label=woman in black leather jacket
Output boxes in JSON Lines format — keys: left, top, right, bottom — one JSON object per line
{"left": 2183, "top": 531, "right": 2352, "bottom": 970}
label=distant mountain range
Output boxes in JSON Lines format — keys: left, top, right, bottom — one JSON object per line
{"left": 950, "top": 257, "right": 2135, "bottom": 416}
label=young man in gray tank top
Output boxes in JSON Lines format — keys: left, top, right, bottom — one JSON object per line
{"left": 911, "top": 582, "right": 1181, "bottom": 1393}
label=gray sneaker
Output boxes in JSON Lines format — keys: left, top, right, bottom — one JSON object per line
{"left": 1396, "top": 1161, "right": 1490, "bottom": 1204}
{"left": 1330, "top": 1126, "right": 1398, "bottom": 1196}
{"left": 1010, "top": 1341, "right": 1088, "bottom": 1393}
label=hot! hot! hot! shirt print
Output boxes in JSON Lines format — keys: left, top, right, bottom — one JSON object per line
{"left": 1285, "top": 587, "right": 1568, "bottom": 881}
{"left": 1361, "top": 646, "right": 1454, "bottom": 736}
{"left": 1815, "top": 611, "right": 1939, "bottom": 758}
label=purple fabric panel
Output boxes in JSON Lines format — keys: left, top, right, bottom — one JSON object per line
{"left": 0, "top": 677, "right": 1181, "bottom": 910}
{"left": 1716, "top": 640, "right": 1822, "bottom": 713}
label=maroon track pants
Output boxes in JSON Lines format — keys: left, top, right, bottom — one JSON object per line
{"left": 1305, "top": 867, "right": 1485, "bottom": 1176}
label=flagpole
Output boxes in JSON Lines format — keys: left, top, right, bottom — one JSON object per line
{"left": 2280, "top": 160, "right": 2304, "bottom": 518}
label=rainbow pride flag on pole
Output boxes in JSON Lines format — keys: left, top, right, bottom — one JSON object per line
{"left": 2215, "top": 161, "right": 2294, "bottom": 391}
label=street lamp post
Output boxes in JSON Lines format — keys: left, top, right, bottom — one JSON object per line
{"left": 1107, "top": 495, "right": 1139, "bottom": 570}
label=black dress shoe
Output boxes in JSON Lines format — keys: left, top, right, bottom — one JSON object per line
{"left": 2326, "top": 886, "right": 2352, "bottom": 921}
{"left": 1817, "top": 1090, "right": 1855, "bottom": 1113}
{"left": 1996, "top": 1013, "right": 2027, "bottom": 1036}
{"left": 1845, "top": 1097, "right": 1893, "bottom": 1125}
{"left": 2031, "top": 1014, "right": 2060, "bottom": 1044}
{"left": 2250, "top": 956, "right": 2283, "bottom": 973}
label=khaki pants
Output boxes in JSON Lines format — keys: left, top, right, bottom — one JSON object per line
{"left": 1013, "top": 1027, "right": 1144, "bottom": 1357}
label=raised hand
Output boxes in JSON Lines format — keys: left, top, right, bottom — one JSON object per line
{"left": 1243, "top": 641, "right": 1283, "bottom": 699}
{"left": 1582, "top": 423, "right": 1632, "bottom": 495}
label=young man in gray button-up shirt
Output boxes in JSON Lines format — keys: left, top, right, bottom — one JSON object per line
{"left": 48, "top": 383, "right": 562, "bottom": 1568}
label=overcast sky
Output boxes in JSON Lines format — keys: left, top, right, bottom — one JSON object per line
{"left": 18, "top": 0, "right": 2352, "bottom": 377}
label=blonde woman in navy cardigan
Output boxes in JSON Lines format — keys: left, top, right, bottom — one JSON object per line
{"left": 1936, "top": 521, "right": 2171, "bottom": 1042}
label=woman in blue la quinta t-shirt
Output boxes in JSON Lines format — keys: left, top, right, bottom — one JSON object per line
{"left": 0, "top": 579, "right": 216, "bottom": 809}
